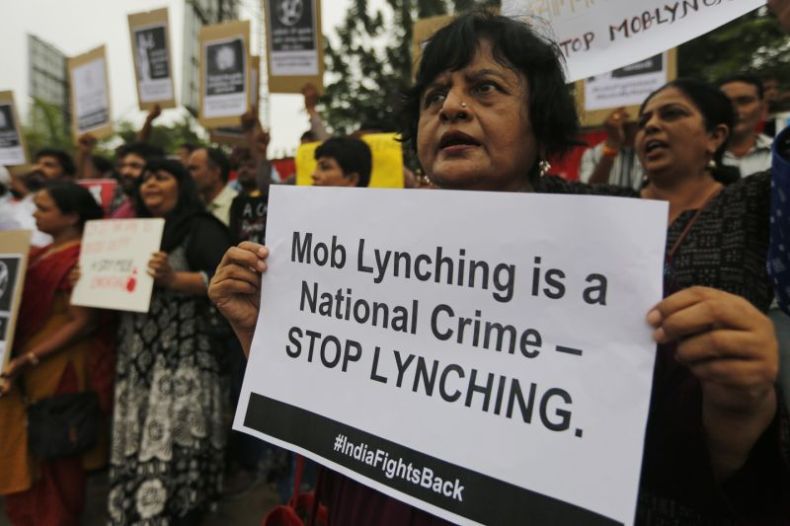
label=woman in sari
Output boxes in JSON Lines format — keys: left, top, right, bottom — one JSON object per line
{"left": 0, "top": 182, "right": 104, "bottom": 526}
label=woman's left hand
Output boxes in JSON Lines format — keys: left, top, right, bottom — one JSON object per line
{"left": 147, "top": 251, "right": 175, "bottom": 288}
{"left": 647, "top": 286, "right": 778, "bottom": 414}
{"left": 0, "top": 356, "right": 32, "bottom": 396}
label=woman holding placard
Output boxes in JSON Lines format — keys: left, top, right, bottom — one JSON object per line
{"left": 209, "top": 11, "right": 789, "bottom": 525}
{"left": 0, "top": 182, "right": 105, "bottom": 526}
{"left": 107, "top": 159, "right": 232, "bottom": 524}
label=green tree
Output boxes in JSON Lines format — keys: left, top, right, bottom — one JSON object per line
{"left": 23, "top": 97, "right": 74, "bottom": 156}
{"left": 116, "top": 113, "right": 208, "bottom": 155}
{"left": 678, "top": 9, "right": 789, "bottom": 85}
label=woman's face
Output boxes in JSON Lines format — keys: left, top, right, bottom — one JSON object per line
{"left": 140, "top": 169, "right": 179, "bottom": 217}
{"left": 416, "top": 40, "right": 537, "bottom": 191}
{"left": 636, "top": 87, "right": 726, "bottom": 180}
{"left": 33, "top": 190, "right": 76, "bottom": 236}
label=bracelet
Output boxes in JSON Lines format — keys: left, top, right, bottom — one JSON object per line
{"left": 27, "top": 352, "right": 40, "bottom": 367}
{"left": 602, "top": 145, "right": 619, "bottom": 158}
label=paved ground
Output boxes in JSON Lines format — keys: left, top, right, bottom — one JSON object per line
{"left": 0, "top": 469, "right": 281, "bottom": 526}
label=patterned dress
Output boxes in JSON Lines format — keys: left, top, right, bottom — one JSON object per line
{"left": 108, "top": 242, "right": 227, "bottom": 525}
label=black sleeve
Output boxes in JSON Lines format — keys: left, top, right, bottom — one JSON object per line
{"left": 185, "top": 214, "right": 233, "bottom": 277}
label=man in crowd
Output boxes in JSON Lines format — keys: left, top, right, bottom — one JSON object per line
{"left": 112, "top": 142, "right": 165, "bottom": 218}
{"left": 188, "top": 146, "right": 237, "bottom": 226}
{"left": 718, "top": 74, "right": 773, "bottom": 177}
{"left": 32, "top": 148, "right": 75, "bottom": 181}
{"left": 578, "top": 107, "right": 643, "bottom": 190}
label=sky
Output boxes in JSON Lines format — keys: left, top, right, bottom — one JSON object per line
{"left": 0, "top": 0, "right": 366, "bottom": 156}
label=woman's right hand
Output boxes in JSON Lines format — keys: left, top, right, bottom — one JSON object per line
{"left": 208, "top": 242, "right": 269, "bottom": 356}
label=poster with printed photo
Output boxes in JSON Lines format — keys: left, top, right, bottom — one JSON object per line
{"left": 129, "top": 8, "right": 176, "bottom": 110}
{"left": 199, "top": 20, "right": 250, "bottom": 128}
{"left": 265, "top": 0, "right": 323, "bottom": 93}
{"left": 68, "top": 46, "right": 113, "bottom": 139}
{"left": 0, "top": 230, "right": 30, "bottom": 374}
{"left": 0, "top": 92, "right": 27, "bottom": 166}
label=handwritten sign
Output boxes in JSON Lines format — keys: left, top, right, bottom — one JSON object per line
{"left": 71, "top": 219, "right": 165, "bottom": 313}
{"left": 502, "top": 0, "right": 764, "bottom": 82}
{"left": 0, "top": 231, "right": 30, "bottom": 375}
{"left": 235, "top": 186, "right": 667, "bottom": 526}
{"left": 296, "top": 133, "right": 404, "bottom": 188}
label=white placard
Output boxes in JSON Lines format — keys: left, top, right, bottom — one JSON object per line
{"left": 133, "top": 23, "right": 174, "bottom": 103}
{"left": 71, "top": 219, "right": 165, "bottom": 313}
{"left": 235, "top": 186, "right": 668, "bottom": 526}
{"left": 502, "top": 0, "right": 764, "bottom": 82}
{"left": 202, "top": 36, "right": 248, "bottom": 119}
{"left": 584, "top": 52, "right": 668, "bottom": 111}
{"left": 72, "top": 57, "right": 111, "bottom": 133}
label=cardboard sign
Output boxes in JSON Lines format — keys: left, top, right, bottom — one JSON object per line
{"left": 77, "top": 178, "right": 119, "bottom": 215}
{"left": 0, "top": 92, "right": 28, "bottom": 166}
{"left": 68, "top": 45, "right": 113, "bottom": 140}
{"left": 502, "top": 0, "right": 764, "bottom": 82}
{"left": 199, "top": 20, "right": 251, "bottom": 128}
{"left": 128, "top": 7, "right": 176, "bottom": 110}
{"left": 575, "top": 50, "right": 677, "bottom": 127}
{"left": 249, "top": 55, "right": 260, "bottom": 108}
{"left": 71, "top": 218, "right": 165, "bottom": 313}
{"left": 264, "top": 0, "right": 324, "bottom": 94}
{"left": 296, "top": 133, "right": 404, "bottom": 188}
{"left": 0, "top": 231, "right": 30, "bottom": 374}
{"left": 235, "top": 186, "right": 668, "bottom": 526}
{"left": 411, "top": 15, "right": 453, "bottom": 77}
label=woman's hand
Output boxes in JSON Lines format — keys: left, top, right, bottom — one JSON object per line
{"left": 647, "top": 286, "right": 779, "bottom": 479}
{"left": 147, "top": 251, "right": 175, "bottom": 288}
{"left": 208, "top": 242, "right": 269, "bottom": 356}
{"left": 0, "top": 354, "right": 36, "bottom": 396}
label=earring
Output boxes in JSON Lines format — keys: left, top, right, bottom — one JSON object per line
{"left": 706, "top": 159, "right": 716, "bottom": 171}
{"left": 538, "top": 160, "right": 551, "bottom": 177}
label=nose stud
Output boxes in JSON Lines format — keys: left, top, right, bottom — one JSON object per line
{"left": 460, "top": 102, "right": 468, "bottom": 108}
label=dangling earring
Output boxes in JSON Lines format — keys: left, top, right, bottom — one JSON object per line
{"left": 538, "top": 160, "right": 551, "bottom": 177}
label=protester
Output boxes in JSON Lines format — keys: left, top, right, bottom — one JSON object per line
{"left": 112, "top": 142, "right": 165, "bottom": 218}
{"left": 302, "top": 83, "right": 330, "bottom": 144}
{"left": 0, "top": 182, "right": 105, "bottom": 526}
{"left": 32, "top": 148, "right": 76, "bottom": 181}
{"left": 578, "top": 107, "right": 644, "bottom": 189}
{"left": 176, "top": 142, "right": 197, "bottom": 167}
{"left": 210, "top": 11, "right": 789, "bottom": 524}
{"left": 107, "top": 159, "right": 232, "bottom": 524}
{"left": 717, "top": 74, "right": 772, "bottom": 177}
{"left": 311, "top": 136, "right": 372, "bottom": 187}
{"left": 187, "top": 146, "right": 237, "bottom": 226}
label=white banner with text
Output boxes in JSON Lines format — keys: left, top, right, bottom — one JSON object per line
{"left": 235, "top": 186, "right": 668, "bottom": 526}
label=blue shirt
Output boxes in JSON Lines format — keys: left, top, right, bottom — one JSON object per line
{"left": 768, "top": 125, "right": 790, "bottom": 314}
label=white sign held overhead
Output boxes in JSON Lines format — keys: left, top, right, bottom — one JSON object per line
{"left": 235, "top": 186, "right": 668, "bottom": 526}
{"left": 502, "top": 0, "right": 765, "bottom": 82}
{"left": 71, "top": 219, "right": 165, "bottom": 313}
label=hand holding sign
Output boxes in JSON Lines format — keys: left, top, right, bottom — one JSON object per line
{"left": 147, "top": 250, "right": 175, "bottom": 288}
{"left": 208, "top": 242, "right": 268, "bottom": 355}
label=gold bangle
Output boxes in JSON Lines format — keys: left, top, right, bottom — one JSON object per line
{"left": 27, "top": 353, "right": 40, "bottom": 367}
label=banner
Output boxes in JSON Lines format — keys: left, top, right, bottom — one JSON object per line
{"left": 199, "top": 20, "right": 251, "bottom": 128}
{"left": 71, "top": 218, "right": 165, "bottom": 313}
{"left": 0, "top": 91, "right": 28, "bottom": 166}
{"left": 77, "top": 178, "right": 119, "bottom": 216}
{"left": 235, "top": 186, "right": 667, "bottom": 526}
{"left": 128, "top": 7, "right": 176, "bottom": 110}
{"left": 264, "top": 0, "right": 324, "bottom": 93}
{"left": 501, "top": 0, "right": 765, "bottom": 82}
{"left": 0, "top": 231, "right": 30, "bottom": 375}
{"left": 296, "top": 133, "right": 404, "bottom": 188}
{"left": 68, "top": 45, "right": 113, "bottom": 140}
{"left": 576, "top": 50, "right": 677, "bottom": 127}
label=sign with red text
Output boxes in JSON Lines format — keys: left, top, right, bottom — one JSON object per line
{"left": 501, "top": 0, "right": 764, "bottom": 82}
{"left": 77, "top": 178, "right": 118, "bottom": 215}
{"left": 235, "top": 186, "right": 668, "bottom": 526}
{"left": 71, "top": 218, "right": 164, "bottom": 313}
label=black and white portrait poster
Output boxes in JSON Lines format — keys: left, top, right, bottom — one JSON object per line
{"left": 128, "top": 8, "right": 175, "bottom": 109}
{"left": 267, "top": 0, "right": 319, "bottom": 76}
{"left": 202, "top": 37, "right": 247, "bottom": 118}
{"left": 69, "top": 46, "right": 112, "bottom": 138}
{"left": 0, "top": 94, "right": 25, "bottom": 166}
{"left": 0, "top": 232, "right": 29, "bottom": 374}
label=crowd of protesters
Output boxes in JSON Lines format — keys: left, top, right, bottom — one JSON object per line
{"left": 1, "top": 3, "right": 790, "bottom": 525}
